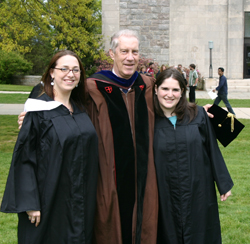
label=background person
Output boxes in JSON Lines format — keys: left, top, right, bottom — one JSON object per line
{"left": 187, "top": 63, "right": 198, "bottom": 102}
{"left": 213, "top": 67, "right": 235, "bottom": 115}
{"left": 153, "top": 67, "right": 233, "bottom": 244}
{"left": 177, "top": 65, "right": 187, "bottom": 86}
{"left": 1, "top": 50, "right": 99, "bottom": 244}
{"left": 156, "top": 64, "right": 167, "bottom": 78}
{"left": 139, "top": 65, "right": 147, "bottom": 74}
{"left": 160, "top": 64, "right": 167, "bottom": 72}
{"left": 177, "top": 64, "right": 187, "bottom": 84}
{"left": 177, "top": 64, "right": 186, "bottom": 78}
{"left": 146, "top": 62, "right": 155, "bottom": 77}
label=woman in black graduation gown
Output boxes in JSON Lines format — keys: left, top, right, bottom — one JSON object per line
{"left": 1, "top": 50, "right": 98, "bottom": 243}
{"left": 153, "top": 67, "right": 233, "bottom": 244}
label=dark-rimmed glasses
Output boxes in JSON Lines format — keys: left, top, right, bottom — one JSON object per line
{"left": 53, "top": 67, "right": 81, "bottom": 74}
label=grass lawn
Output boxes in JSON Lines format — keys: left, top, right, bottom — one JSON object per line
{"left": 0, "top": 115, "right": 250, "bottom": 243}
{"left": 0, "top": 94, "right": 30, "bottom": 104}
{"left": 0, "top": 93, "right": 250, "bottom": 107}
{"left": 196, "top": 99, "right": 250, "bottom": 108}
{"left": 0, "top": 116, "right": 19, "bottom": 243}
{"left": 0, "top": 84, "right": 33, "bottom": 92}
{"left": 0, "top": 84, "right": 32, "bottom": 103}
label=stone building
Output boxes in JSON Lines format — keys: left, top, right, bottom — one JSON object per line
{"left": 102, "top": 0, "right": 250, "bottom": 79}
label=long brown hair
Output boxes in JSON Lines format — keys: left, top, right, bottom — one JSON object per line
{"left": 42, "top": 50, "right": 86, "bottom": 110}
{"left": 153, "top": 67, "right": 197, "bottom": 122}
{"left": 160, "top": 64, "right": 166, "bottom": 73}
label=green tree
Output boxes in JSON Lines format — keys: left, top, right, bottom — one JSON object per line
{"left": 46, "top": 0, "right": 104, "bottom": 75}
{"left": 0, "top": 0, "right": 104, "bottom": 75}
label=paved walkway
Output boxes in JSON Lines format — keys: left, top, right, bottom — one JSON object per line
{"left": 0, "top": 91, "right": 30, "bottom": 94}
{"left": 0, "top": 90, "right": 250, "bottom": 118}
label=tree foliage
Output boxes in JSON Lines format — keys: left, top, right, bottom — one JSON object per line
{"left": 0, "top": 0, "right": 103, "bottom": 74}
{"left": 0, "top": 0, "right": 49, "bottom": 53}
{"left": 24, "top": 37, "right": 54, "bottom": 75}
{"left": 47, "top": 0, "right": 103, "bottom": 59}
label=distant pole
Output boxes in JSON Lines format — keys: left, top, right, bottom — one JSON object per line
{"left": 209, "top": 41, "right": 213, "bottom": 78}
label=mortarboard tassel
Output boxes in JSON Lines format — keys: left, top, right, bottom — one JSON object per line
{"left": 218, "top": 112, "right": 235, "bottom": 132}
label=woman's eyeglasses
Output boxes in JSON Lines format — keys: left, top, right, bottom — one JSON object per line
{"left": 53, "top": 67, "right": 81, "bottom": 74}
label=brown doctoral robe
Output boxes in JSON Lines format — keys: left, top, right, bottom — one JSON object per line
{"left": 86, "top": 73, "right": 158, "bottom": 244}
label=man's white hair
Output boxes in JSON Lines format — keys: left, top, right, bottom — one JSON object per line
{"left": 110, "top": 29, "right": 140, "bottom": 53}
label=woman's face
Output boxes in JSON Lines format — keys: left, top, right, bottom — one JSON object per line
{"left": 50, "top": 55, "right": 80, "bottom": 94}
{"left": 141, "top": 67, "right": 146, "bottom": 72}
{"left": 155, "top": 77, "right": 182, "bottom": 117}
{"left": 162, "top": 65, "right": 166, "bottom": 70}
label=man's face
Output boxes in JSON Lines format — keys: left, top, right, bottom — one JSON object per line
{"left": 218, "top": 69, "right": 223, "bottom": 76}
{"left": 189, "top": 66, "right": 193, "bottom": 71}
{"left": 178, "top": 65, "right": 182, "bottom": 70}
{"left": 109, "top": 36, "right": 139, "bottom": 79}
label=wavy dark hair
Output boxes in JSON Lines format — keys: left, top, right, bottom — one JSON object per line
{"left": 41, "top": 50, "right": 86, "bottom": 110}
{"left": 153, "top": 67, "right": 197, "bottom": 122}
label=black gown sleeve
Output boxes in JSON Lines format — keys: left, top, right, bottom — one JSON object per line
{"left": 1, "top": 112, "right": 41, "bottom": 213}
{"left": 201, "top": 107, "right": 234, "bottom": 195}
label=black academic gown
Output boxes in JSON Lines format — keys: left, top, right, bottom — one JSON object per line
{"left": 154, "top": 106, "right": 233, "bottom": 244}
{"left": 1, "top": 94, "right": 98, "bottom": 244}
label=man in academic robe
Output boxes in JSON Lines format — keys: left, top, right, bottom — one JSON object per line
{"left": 86, "top": 29, "right": 158, "bottom": 244}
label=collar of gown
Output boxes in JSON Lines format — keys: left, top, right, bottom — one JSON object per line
{"left": 96, "top": 70, "right": 138, "bottom": 88}
{"left": 24, "top": 98, "right": 62, "bottom": 112}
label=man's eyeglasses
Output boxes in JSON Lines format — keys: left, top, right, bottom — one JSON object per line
{"left": 53, "top": 67, "right": 81, "bottom": 74}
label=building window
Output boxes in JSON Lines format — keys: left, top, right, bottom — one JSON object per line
{"left": 245, "top": 12, "right": 250, "bottom": 38}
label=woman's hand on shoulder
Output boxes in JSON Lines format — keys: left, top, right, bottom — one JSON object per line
{"left": 26, "top": 210, "right": 41, "bottom": 227}
{"left": 18, "top": 112, "right": 27, "bottom": 130}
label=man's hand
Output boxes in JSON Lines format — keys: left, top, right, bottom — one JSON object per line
{"left": 212, "top": 89, "right": 216, "bottom": 92}
{"left": 220, "top": 190, "right": 232, "bottom": 202}
{"left": 27, "top": 210, "right": 41, "bottom": 227}
{"left": 203, "top": 104, "right": 214, "bottom": 118}
{"left": 18, "top": 112, "right": 27, "bottom": 130}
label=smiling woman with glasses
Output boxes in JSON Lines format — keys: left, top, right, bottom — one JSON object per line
{"left": 1, "top": 50, "right": 98, "bottom": 244}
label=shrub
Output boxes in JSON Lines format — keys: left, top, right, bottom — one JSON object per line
{"left": 0, "top": 50, "right": 32, "bottom": 84}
